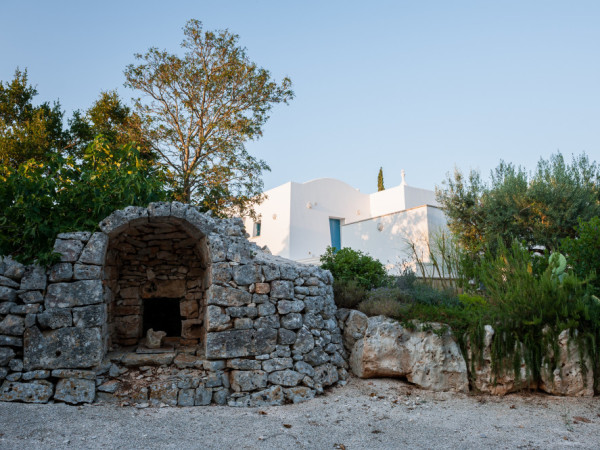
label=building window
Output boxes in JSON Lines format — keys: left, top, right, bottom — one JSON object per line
{"left": 253, "top": 221, "right": 261, "bottom": 237}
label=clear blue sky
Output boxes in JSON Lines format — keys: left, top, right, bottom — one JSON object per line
{"left": 1, "top": 1, "right": 599, "bottom": 193}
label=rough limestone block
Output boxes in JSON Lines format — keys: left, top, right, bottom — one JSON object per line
{"left": 53, "top": 239, "right": 85, "bottom": 262}
{"left": 18, "top": 291, "right": 44, "bottom": 304}
{"left": 57, "top": 232, "right": 91, "bottom": 241}
{"left": 227, "top": 359, "right": 262, "bottom": 370}
{"left": 294, "top": 361, "right": 315, "bottom": 378}
{"left": 205, "top": 305, "right": 231, "bottom": 332}
{"left": 149, "top": 381, "right": 178, "bottom": 406}
{"left": 277, "top": 299, "right": 305, "bottom": 314}
{"left": 78, "top": 232, "right": 109, "bottom": 265}
{"left": 181, "top": 319, "right": 203, "bottom": 339}
{"left": 205, "top": 328, "right": 277, "bottom": 359}
{"left": 0, "top": 287, "right": 17, "bottom": 302}
{"left": 262, "top": 357, "right": 293, "bottom": 373}
{"left": 283, "top": 386, "right": 316, "bottom": 404}
{"left": 230, "top": 370, "right": 267, "bottom": 392}
{"left": 54, "top": 378, "right": 95, "bottom": 404}
{"left": 0, "top": 335, "right": 23, "bottom": 346}
{"left": 178, "top": 388, "right": 195, "bottom": 406}
{"left": 37, "top": 308, "right": 72, "bottom": 330}
{"left": 255, "top": 283, "right": 271, "bottom": 294}
{"left": 73, "top": 304, "right": 106, "bottom": 328}
{"left": 23, "top": 326, "right": 104, "bottom": 370}
{"left": 184, "top": 207, "right": 215, "bottom": 237}
{"left": 73, "top": 264, "right": 102, "bottom": 280}
{"left": 2, "top": 258, "right": 25, "bottom": 281}
{"left": 147, "top": 202, "right": 171, "bottom": 218}
{"left": 313, "top": 363, "right": 339, "bottom": 387}
{"left": 51, "top": 369, "right": 96, "bottom": 379}
{"left": 49, "top": 263, "right": 73, "bottom": 282}
{"left": 270, "top": 280, "right": 294, "bottom": 299}
{"left": 0, "top": 276, "right": 19, "bottom": 289}
{"left": 207, "top": 285, "right": 252, "bottom": 307}
{"left": 228, "top": 385, "right": 284, "bottom": 407}
{"left": 281, "top": 313, "right": 303, "bottom": 330}
{"left": 226, "top": 239, "right": 253, "bottom": 264}
{"left": 232, "top": 264, "right": 263, "bottom": 286}
{"left": 267, "top": 369, "right": 304, "bottom": 387}
{"left": 278, "top": 329, "right": 297, "bottom": 346}
{"left": 0, "top": 347, "right": 16, "bottom": 366}
{"left": 45, "top": 280, "right": 103, "bottom": 308}
{"left": 0, "top": 315, "right": 25, "bottom": 336}
{"left": 9, "top": 304, "right": 41, "bottom": 315}
{"left": 195, "top": 387, "right": 213, "bottom": 405}
{"left": 0, "top": 380, "right": 53, "bottom": 403}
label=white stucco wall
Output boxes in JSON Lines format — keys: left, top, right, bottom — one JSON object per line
{"left": 244, "top": 182, "right": 292, "bottom": 258}
{"left": 342, "top": 205, "right": 447, "bottom": 274}
{"left": 244, "top": 177, "right": 446, "bottom": 271}
{"left": 288, "top": 178, "right": 370, "bottom": 262}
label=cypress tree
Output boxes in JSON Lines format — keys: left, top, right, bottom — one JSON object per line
{"left": 377, "top": 167, "right": 385, "bottom": 191}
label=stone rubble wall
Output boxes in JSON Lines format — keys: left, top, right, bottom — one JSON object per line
{"left": 0, "top": 203, "right": 348, "bottom": 406}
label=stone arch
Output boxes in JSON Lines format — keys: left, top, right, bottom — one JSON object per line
{"left": 98, "top": 203, "right": 216, "bottom": 352}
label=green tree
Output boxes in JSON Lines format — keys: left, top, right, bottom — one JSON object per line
{"left": 377, "top": 167, "right": 384, "bottom": 191}
{"left": 124, "top": 19, "right": 294, "bottom": 217}
{"left": 0, "top": 137, "right": 169, "bottom": 265}
{"left": 437, "top": 153, "right": 600, "bottom": 253}
{"left": 0, "top": 68, "right": 67, "bottom": 167}
{"left": 68, "top": 90, "right": 153, "bottom": 160}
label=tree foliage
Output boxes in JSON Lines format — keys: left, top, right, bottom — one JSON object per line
{"left": 0, "top": 137, "right": 169, "bottom": 265}
{"left": 377, "top": 167, "right": 384, "bottom": 191}
{"left": 68, "top": 90, "right": 153, "bottom": 160}
{"left": 0, "top": 68, "right": 68, "bottom": 167}
{"left": 561, "top": 216, "right": 600, "bottom": 295}
{"left": 320, "top": 246, "right": 388, "bottom": 290}
{"left": 124, "top": 19, "right": 294, "bottom": 217}
{"left": 436, "top": 153, "right": 600, "bottom": 253}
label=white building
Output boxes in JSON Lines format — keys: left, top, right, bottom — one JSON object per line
{"left": 243, "top": 173, "right": 447, "bottom": 274}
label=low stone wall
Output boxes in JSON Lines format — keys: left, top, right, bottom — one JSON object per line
{"left": 0, "top": 203, "right": 348, "bottom": 406}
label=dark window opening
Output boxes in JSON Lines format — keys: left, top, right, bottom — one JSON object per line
{"left": 143, "top": 298, "right": 182, "bottom": 337}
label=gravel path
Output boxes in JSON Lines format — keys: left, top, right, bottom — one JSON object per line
{"left": 1, "top": 377, "right": 599, "bottom": 449}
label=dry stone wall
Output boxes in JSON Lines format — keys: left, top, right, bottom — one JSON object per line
{"left": 0, "top": 203, "right": 348, "bottom": 407}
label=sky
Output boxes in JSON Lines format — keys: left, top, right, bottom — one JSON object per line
{"left": 1, "top": 1, "right": 599, "bottom": 194}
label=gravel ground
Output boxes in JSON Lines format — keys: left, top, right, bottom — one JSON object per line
{"left": 1, "top": 377, "right": 599, "bottom": 449}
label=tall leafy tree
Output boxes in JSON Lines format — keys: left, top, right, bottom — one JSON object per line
{"left": 0, "top": 68, "right": 67, "bottom": 167}
{"left": 437, "top": 153, "right": 600, "bottom": 253}
{"left": 124, "top": 19, "right": 294, "bottom": 217}
{"left": 377, "top": 167, "right": 385, "bottom": 191}
{"left": 68, "top": 90, "right": 153, "bottom": 160}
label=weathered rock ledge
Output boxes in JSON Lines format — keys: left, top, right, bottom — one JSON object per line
{"left": 338, "top": 309, "right": 597, "bottom": 397}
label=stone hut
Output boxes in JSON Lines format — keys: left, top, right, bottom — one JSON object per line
{"left": 0, "top": 203, "right": 347, "bottom": 406}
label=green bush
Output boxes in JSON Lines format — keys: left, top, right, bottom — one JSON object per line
{"left": 0, "top": 136, "right": 169, "bottom": 265}
{"left": 332, "top": 279, "right": 367, "bottom": 309}
{"left": 359, "top": 297, "right": 404, "bottom": 318}
{"left": 320, "top": 246, "right": 388, "bottom": 290}
{"left": 561, "top": 216, "right": 600, "bottom": 295}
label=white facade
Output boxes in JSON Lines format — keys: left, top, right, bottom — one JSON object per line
{"left": 244, "top": 176, "right": 447, "bottom": 274}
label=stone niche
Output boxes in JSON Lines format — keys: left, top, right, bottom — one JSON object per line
{"left": 0, "top": 202, "right": 349, "bottom": 407}
{"left": 105, "top": 217, "right": 209, "bottom": 348}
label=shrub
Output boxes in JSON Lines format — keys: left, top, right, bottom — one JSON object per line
{"left": 561, "top": 216, "right": 600, "bottom": 295}
{"left": 0, "top": 136, "right": 169, "bottom": 265}
{"left": 332, "top": 279, "right": 367, "bottom": 309}
{"left": 320, "top": 246, "right": 388, "bottom": 290}
{"left": 359, "top": 297, "right": 404, "bottom": 318}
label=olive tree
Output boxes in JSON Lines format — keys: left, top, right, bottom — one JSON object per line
{"left": 124, "top": 19, "right": 294, "bottom": 217}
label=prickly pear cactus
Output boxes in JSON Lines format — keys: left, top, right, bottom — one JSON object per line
{"left": 549, "top": 252, "right": 567, "bottom": 283}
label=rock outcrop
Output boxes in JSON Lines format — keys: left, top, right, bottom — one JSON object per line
{"left": 539, "top": 329, "right": 594, "bottom": 397}
{"left": 340, "top": 311, "right": 469, "bottom": 393}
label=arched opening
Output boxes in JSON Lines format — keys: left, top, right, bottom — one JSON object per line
{"left": 104, "top": 216, "right": 210, "bottom": 352}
